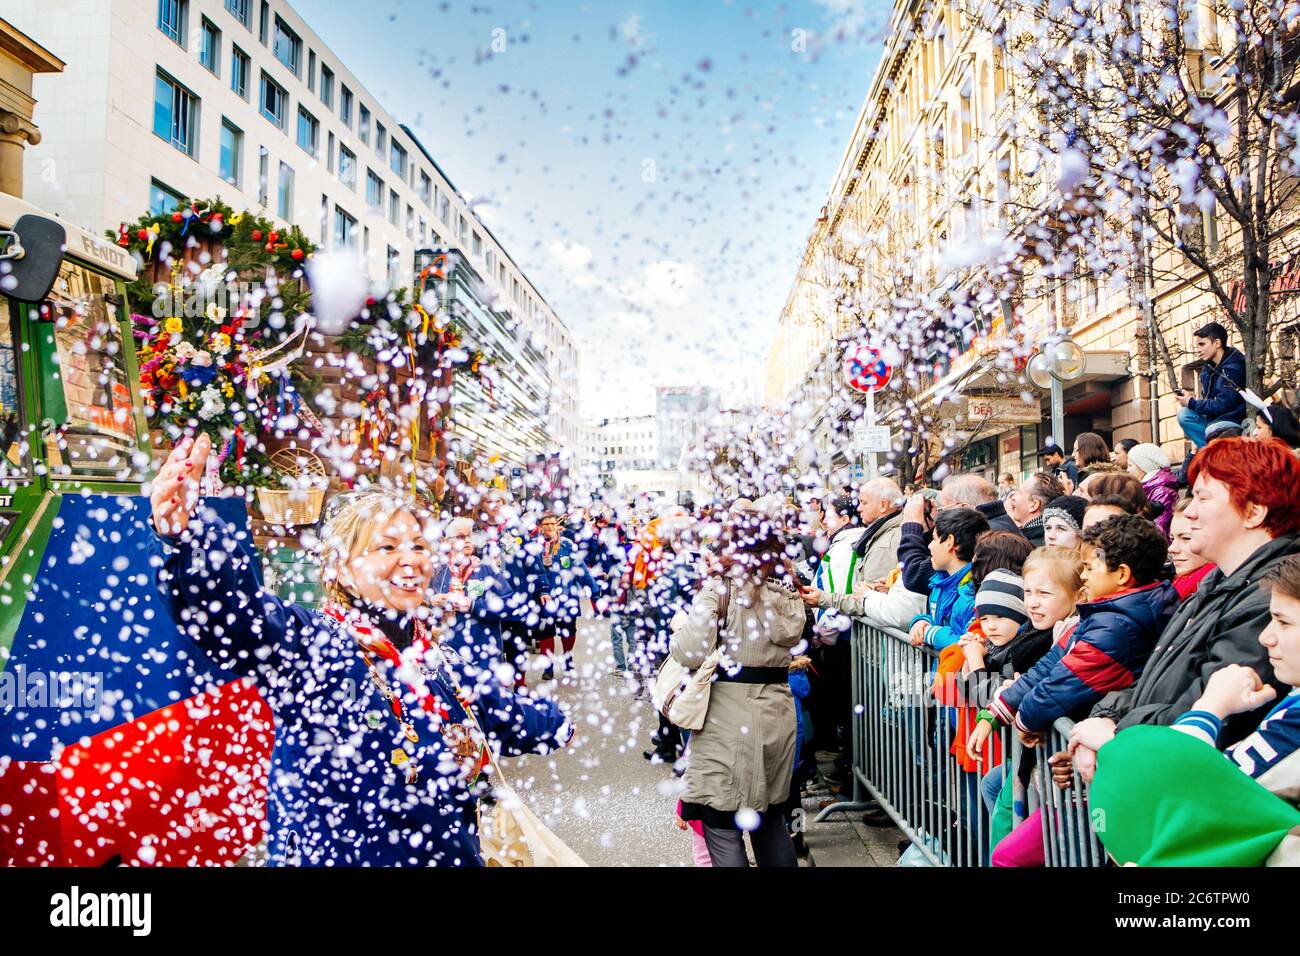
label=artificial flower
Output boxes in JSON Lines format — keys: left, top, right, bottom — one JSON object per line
{"left": 164, "top": 317, "right": 183, "bottom": 335}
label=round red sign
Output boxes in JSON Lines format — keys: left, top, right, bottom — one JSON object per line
{"left": 844, "top": 346, "right": 893, "bottom": 394}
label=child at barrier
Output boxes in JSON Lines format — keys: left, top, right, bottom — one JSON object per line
{"left": 905, "top": 509, "right": 988, "bottom": 651}
{"left": 933, "top": 533, "right": 1035, "bottom": 777}
{"left": 963, "top": 547, "right": 1083, "bottom": 859}
{"left": 974, "top": 516, "right": 1178, "bottom": 865}
{"left": 1079, "top": 552, "right": 1300, "bottom": 866}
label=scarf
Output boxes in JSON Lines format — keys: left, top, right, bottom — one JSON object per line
{"left": 852, "top": 508, "right": 902, "bottom": 558}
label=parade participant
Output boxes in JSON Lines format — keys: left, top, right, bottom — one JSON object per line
{"left": 521, "top": 511, "right": 599, "bottom": 682}
{"left": 149, "top": 436, "right": 572, "bottom": 866}
{"left": 431, "top": 517, "right": 528, "bottom": 675}
{"left": 475, "top": 487, "right": 533, "bottom": 685}
{"left": 642, "top": 524, "right": 702, "bottom": 765}
{"left": 671, "top": 508, "right": 806, "bottom": 867}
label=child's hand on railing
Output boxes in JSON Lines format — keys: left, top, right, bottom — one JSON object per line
{"left": 1048, "top": 751, "right": 1075, "bottom": 790}
{"left": 1016, "top": 728, "right": 1042, "bottom": 748}
{"left": 966, "top": 719, "right": 994, "bottom": 758}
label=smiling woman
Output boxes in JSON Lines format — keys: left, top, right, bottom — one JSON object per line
{"left": 148, "top": 437, "right": 573, "bottom": 866}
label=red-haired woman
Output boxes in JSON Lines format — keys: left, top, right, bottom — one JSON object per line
{"left": 1068, "top": 437, "right": 1300, "bottom": 780}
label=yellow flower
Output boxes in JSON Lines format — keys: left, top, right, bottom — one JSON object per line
{"left": 211, "top": 332, "right": 232, "bottom": 355}
{"left": 164, "top": 317, "right": 183, "bottom": 335}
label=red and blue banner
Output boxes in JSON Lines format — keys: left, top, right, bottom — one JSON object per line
{"left": 0, "top": 496, "right": 273, "bottom": 866}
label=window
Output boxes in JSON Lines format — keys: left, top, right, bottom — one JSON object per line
{"left": 364, "top": 226, "right": 370, "bottom": 255}
{"left": 389, "top": 189, "right": 400, "bottom": 226}
{"left": 199, "top": 18, "right": 221, "bottom": 74}
{"left": 257, "top": 147, "right": 269, "bottom": 205}
{"left": 277, "top": 161, "right": 294, "bottom": 219}
{"left": 376, "top": 122, "right": 387, "bottom": 156}
{"left": 418, "top": 216, "right": 427, "bottom": 243}
{"left": 340, "top": 86, "right": 353, "bottom": 126}
{"left": 406, "top": 204, "right": 415, "bottom": 237}
{"left": 359, "top": 105, "right": 371, "bottom": 145}
{"left": 0, "top": 301, "right": 28, "bottom": 480}
{"left": 260, "top": 71, "right": 287, "bottom": 128}
{"left": 158, "top": 0, "right": 186, "bottom": 46}
{"left": 225, "top": 0, "right": 250, "bottom": 28}
{"left": 339, "top": 144, "right": 357, "bottom": 189}
{"left": 258, "top": 0, "right": 268, "bottom": 43}
{"left": 42, "top": 263, "right": 141, "bottom": 479}
{"left": 366, "top": 169, "right": 383, "bottom": 209}
{"left": 334, "top": 205, "right": 357, "bottom": 247}
{"left": 297, "top": 106, "right": 319, "bottom": 156}
{"left": 306, "top": 50, "right": 316, "bottom": 92}
{"left": 472, "top": 232, "right": 481, "bottom": 257}
{"left": 149, "top": 179, "right": 186, "bottom": 216}
{"left": 458, "top": 214, "right": 468, "bottom": 243}
{"left": 231, "top": 46, "right": 250, "bottom": 98}
{"left": 273, "top": 16, "right": 301, "bottom": 76}
{"left": 326, "top": 132, "right": 335, "bottom": 173}
{"left": 486, "top": 250, "right": 496, "bottom": 275}
{"left": 387, "top": 246, "right": 401, "bottom": 287}
{"left": 419, "top": 170, "right": 431, "bottom": 205}
{"left": 390, "top": 142, "right": 407, "bottom": 179}
{"left": 153, "top": 72, "right": 198, "bottom": 157}
{"left": 320, "top": 194, "right": 329, "bottom": 246}
{"left": 219, "top": 119, "right": 242, "bottom": 185}
{"left": 320, "top": 65, "right": 334, "bottom": 109}
{"left": 438, "top": 192, "right": 450, "bottom": 225}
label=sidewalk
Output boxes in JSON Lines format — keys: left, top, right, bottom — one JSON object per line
{"left": 799, "top": 755, "right": 906, "bottom": 868}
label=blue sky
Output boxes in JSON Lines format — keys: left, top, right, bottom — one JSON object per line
{"left": 295, "top": 0, "right": 889, "bottom": 417}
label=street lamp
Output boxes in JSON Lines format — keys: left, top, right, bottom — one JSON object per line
{"left": 1027, "top": 331, "right": 1085, "bottom": 450}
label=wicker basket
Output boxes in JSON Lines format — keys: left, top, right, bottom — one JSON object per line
{"left": 257, "top": 447, "right": 328, "bottom": 526}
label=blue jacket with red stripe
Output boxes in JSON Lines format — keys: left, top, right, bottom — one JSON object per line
{"left": 993, "top": 581, "right": 1179, "bottom": 733}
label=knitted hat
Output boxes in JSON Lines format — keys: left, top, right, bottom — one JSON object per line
{"left": 1125, "top": 443, "right": 1169, "bottom": 477}
{"left": 1042, "top": 495, "right": 1087, "bottom": 533}
{"left": 975, "top": 569, "right": 1028, "bottom": 625}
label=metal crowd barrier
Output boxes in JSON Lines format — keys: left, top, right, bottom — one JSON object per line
{"left": 817, "top": 620, "right": 1103, "bottom": 867}
{"left": 1038, "top": 717, "right": 1107, "bottom": 867}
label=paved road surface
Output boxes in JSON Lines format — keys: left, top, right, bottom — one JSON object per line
{"left": 497, "top": 615, "right": 695, "bottom": 867}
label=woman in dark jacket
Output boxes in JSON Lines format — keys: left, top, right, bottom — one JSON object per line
{"left": 150, "top": 436, "right": 572, "bottom": 867}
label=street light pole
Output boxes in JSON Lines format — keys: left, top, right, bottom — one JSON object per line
{"left": 1050, "top": 375, "right": 1065, "bottom": 449}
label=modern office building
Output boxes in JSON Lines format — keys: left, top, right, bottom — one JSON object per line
{"left": 11, "top": 0, "right": 580, "bottom": 452}
{"left": 582, "top": 414, "right": 658, "bottom": 487}
{"left": 432, "top": 249, "right": 551, "bottom": 477}
{"left": 655, "top": 386, "right": 720, "bottom": 470}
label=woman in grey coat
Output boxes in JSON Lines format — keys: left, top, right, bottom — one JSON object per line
{"left": 670, "top": 512, "right": 807, "bottom": 867}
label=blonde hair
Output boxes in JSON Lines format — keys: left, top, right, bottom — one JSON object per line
{"left": 318, "top": 489, "right": 431, "bottom": 606}
{"left": 1022, "top": 545, "right": 1085, "bottom": 597}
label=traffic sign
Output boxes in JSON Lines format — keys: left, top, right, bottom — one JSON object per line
{"left": 844, "top": 345, "right": 893, "bottom": 394}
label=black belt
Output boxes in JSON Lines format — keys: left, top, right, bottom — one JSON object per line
{"left": 714, "top": 666, "right": 789, "bottom": 685}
